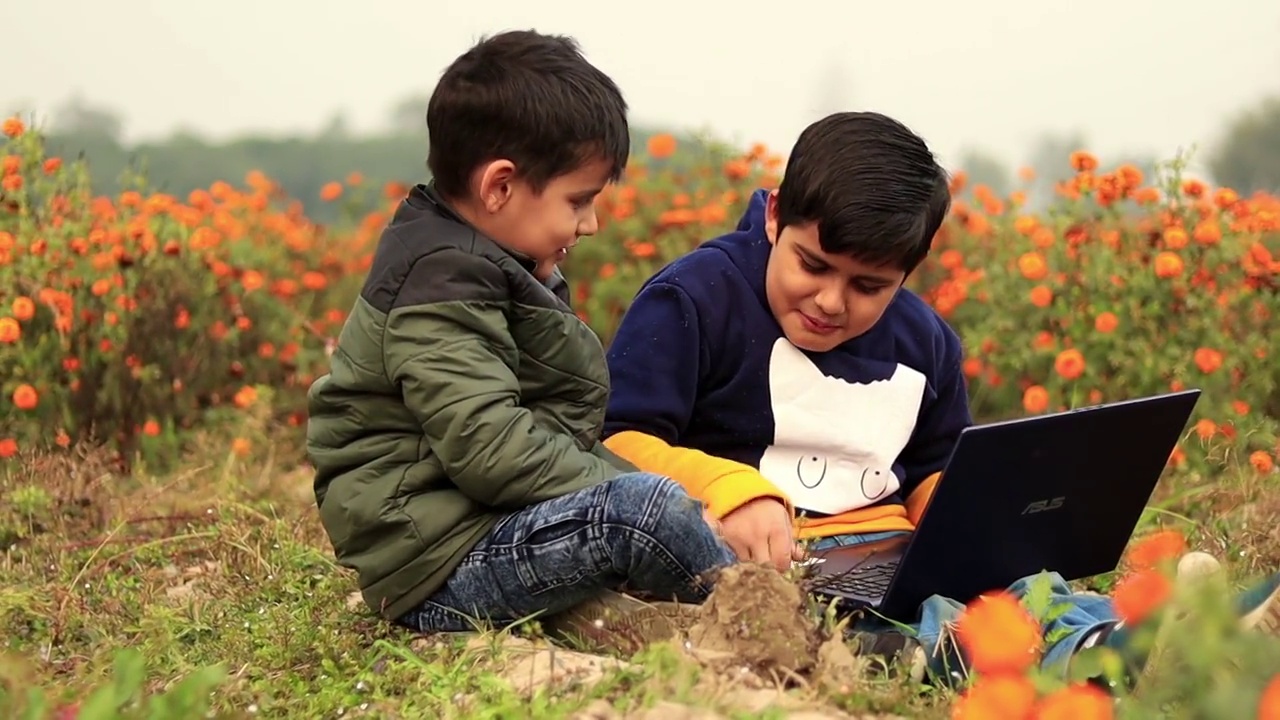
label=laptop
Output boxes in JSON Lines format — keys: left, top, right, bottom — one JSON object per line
{"left": 798, "top": 389, "right": 1201, "bottom": 623}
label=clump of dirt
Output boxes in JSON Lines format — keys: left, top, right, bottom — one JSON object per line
{"left": 687, "top": 563, "right": 822, "bottom": 676}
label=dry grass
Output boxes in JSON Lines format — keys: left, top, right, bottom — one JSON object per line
{"left": 0, "top": 425, "right": 1276, "bottom": 719}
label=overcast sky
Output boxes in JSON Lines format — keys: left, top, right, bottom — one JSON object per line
{"left": 8, "top": 0, "right": 1279, "bottom": 173}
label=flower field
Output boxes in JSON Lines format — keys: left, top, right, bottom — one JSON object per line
{"left": 3, "top": 117, "right": 1280, "bottom": 719}
{"left": 2, "top": 119, "right": 1278, "bottom": 473}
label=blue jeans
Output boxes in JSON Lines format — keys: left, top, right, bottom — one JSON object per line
{"left": 398, "top": 473, "right": 736, "bottom": 633}
{"left": 812, "top": 531, "right": 1117, "bottom": 685}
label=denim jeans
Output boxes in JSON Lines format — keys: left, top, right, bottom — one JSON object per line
{"left": 397, "top": 473, "right": 737, "bottom": 633}
{"left": 813, "top": 531, "right": 1117, "bottom": 685}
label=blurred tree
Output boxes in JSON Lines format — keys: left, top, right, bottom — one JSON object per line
{"left": 956, "top": 147, "right": 1013, "bottom": 197}
{"left": 1023, "top": 130, "right": 1088, "bottom": 209}
{"left": 1209, "top": 96, "right": 1280, "bottom": 194}
{"left": 386, "top": 93, "right": 431, "bottom": 134}
{"left": 52, "top": 92, "right": 125, "bottom": 141}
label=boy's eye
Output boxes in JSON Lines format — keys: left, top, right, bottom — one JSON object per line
{"left": 801, "top": 258, "right": 826, "bottom": 273}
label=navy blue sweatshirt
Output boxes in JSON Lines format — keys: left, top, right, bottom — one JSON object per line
{"left": 602, "top": 189, "right": 973, "bottom": 535}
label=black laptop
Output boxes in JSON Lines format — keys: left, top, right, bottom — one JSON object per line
{"left": 799, "top": 389, "right": 1201, "bottom": 622}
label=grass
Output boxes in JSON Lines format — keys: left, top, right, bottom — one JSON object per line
{"left": 0, "top": 423, "right": 1276, "bottom": 719}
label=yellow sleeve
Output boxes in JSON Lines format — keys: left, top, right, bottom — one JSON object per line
{"left": 904, "top": 471, "right": 941, "bottom": 527}
{"left": 604, "top": 430, "right": 791, "bottom": 519}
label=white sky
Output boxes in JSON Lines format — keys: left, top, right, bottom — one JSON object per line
{"left": 7, "top": 0, "right": 1279, "bottom": 173}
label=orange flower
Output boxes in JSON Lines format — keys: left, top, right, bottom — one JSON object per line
{"left": 233, "top": 386, "right": 258, "bottom": 409}
{"left": 1032, "top": 682, "right": 1114, "bottom": 720}
{"left": 1193, "top": 219, "right": 1222, "bottom": 246}
{"left": 11, "top": 383, "right": 38, "bottom": 411}
{"left": 231, "top": 437, "right": 252, "bottom": 457}
{"left": 320, "top": 181, "right": 343, "bottom": 202}
{"left": 1113, "top": 567, "right": 1173, "bottom": 625}
{"left": 954, "top": 591, "right": 1043, "bottom": 674}
{"left": 1162, "top": 226, "right": 1188, "bottom": 249}
{"left": 963, "top": 357, "right": 983, "bottom": 379}
{"left": 1125, "top": 529, "right": 1186, "bottom": 570}
{"left": 1054, "top": 348, "right": 1085, "bottom": 381}
{"left": 1153, "top": 251, "right": 1184, "bottom": 279}
{"left": 1093, "top": 312, "right": 1118, "bottom": 334}
{"left": 142, "top": 419, "right": 161, "bottom": 436}
{"left": 1259, "top": 674, "right": 1280, "bottom": 720}
{"left": 1069, "top": 151, "right": 1099, "bottom": 173}
{"left": 1193, "top": 347, "right": 1223, "bottom": 374}
{"left": 1017, "top": 252, "right": 1048, "bottom": 280}
{"left": 1029, "top": 285, "right": 1053, "bottom": 308}
{"left": 0, "top": 438, "right": 17, "bottom": 459}
{"left": 1250, "top": 451, "right": 1274, "bottom": 474}
{"left": 11, "top": 296, "right": 35, "bottom": 321}
{"left": 1194, "top": 418, "right": 1217, "bottom": 440}
{"left": 951, "top": 673, "right": 1037, "bottom": 720}
{"left": 1023, "top": 385, "right": 1049, "bottom": 414}
{"left": 1, "top": 116, "right": 24, "bottom": 138}
{"left": 631, "top": 242, "right": 657, "bottom": 259}
{"left": 0, "top": 317, "right": 20, "bottom": 343}
{"left": 647, "top": 133, "right": 677, "bottom": 159}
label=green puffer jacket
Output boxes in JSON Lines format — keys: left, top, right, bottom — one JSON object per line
{"left": 306, "top": 182, "right": 636, "bottom": 621}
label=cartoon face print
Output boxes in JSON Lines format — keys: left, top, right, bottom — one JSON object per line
{"left": 757, "top": 338, "right": 926, "bottom": 515}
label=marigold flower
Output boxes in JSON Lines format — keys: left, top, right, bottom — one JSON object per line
{"left": 1113, "top": 567, "right": 1173, "bottom": 626}
{"left": 1033, "top": 682, "right": 1114, "bottom": 720}
{"left": 1125, "top": 529, "right": 1187, "bottom": 570}
{"left": 954, "top": 591, "right": 1043, "bottom": 675}
{"left": 951, "top": 673, "right": 1037, "bottom": 719}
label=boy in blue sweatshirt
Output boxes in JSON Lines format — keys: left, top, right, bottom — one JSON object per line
{"left": 600, "top": 111, "right": 1280, "bottom": 684}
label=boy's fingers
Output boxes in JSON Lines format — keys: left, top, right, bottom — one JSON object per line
{"left": 768, "top": 529, "right": 792, "bottom": 573}
{"left": 792, "top": 542, "right": 807, "bottom": 561}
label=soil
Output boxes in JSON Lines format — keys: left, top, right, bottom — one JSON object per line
{"left": 447, "top": 562, "right": 901, "bottom": 718}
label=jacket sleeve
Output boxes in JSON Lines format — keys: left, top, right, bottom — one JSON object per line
{"left": 383, "top": 248, "right": 621, "bottom": 509}
{"left": 899, "top": 321, "right": 973, "bottom": 525}
{"left": 603, "top": 281, "right": 791, "bottom": 518}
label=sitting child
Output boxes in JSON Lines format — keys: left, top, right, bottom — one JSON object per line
{"left": 599, "top": 111, "right": 1280, "bottom": 685}
{"left": 305, "top": 29, "right": 735, "bottom": 633}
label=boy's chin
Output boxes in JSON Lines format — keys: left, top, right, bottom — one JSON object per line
{"left": 782, "top": 326, "right": 848, "bottom": 353}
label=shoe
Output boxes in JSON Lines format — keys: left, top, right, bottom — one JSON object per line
{"left": 1098, "top": 550, "right": 1225, "bottom": 693}
{"left": 847, "top": 630, "right": 927, "bottom": 683}
{"left": 542, "top": 590, "right": 699, "bottom": 656}
{"left": 1237, "top": 572, "right": 1280, "bottom": 637}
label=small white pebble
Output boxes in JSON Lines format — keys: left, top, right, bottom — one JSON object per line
{"left": 355, "top": 681, "right": 367, "bottom": 691}
{"left": 247, "top": 704, "right": 259, "bottom": 714}
{"left": 359, "top": 703, "right": 369, "bottom": 711}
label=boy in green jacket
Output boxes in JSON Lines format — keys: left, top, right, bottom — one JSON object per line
{"left": 305, "top": 30, "right": 735, "bottom": 631}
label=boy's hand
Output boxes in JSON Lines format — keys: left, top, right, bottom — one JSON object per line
{"left": 719, "top": 497, "right": 800, "bottom": 573}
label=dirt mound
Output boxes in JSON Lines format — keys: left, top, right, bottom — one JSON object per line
{"left": 688, "top": 563, "right": 824, "bottom": 675}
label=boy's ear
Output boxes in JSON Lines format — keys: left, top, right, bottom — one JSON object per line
{"left": 764, "top": 189, "right": 780, "bottom": 245}
{"left": 476, "top": 159, "right": 518, "bottom": 213}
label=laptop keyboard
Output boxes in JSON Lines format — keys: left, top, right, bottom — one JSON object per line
{"left": 815, "top": 559, "right": 899, "bottom": 597}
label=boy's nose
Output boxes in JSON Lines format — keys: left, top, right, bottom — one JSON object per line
{"left": 579, "top": 209, "right": 599, "bottom": 236}
{"left": 813, "top": 285, "right": 845, "bottom": 317}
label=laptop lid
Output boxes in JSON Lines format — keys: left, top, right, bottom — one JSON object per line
{"left": 877, "top": 389, "right": 1201, "bottom": 619}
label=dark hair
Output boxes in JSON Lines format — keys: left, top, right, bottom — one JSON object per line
{"left": 426, "top": 30, "right": 630, "bottom": 199}
{"left": 775, "top": 112, "right": 951, "bottom": 273}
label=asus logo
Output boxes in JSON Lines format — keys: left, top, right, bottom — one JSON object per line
{"left": 1021, "top": 497, "right": 1065, "bottom": 515}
